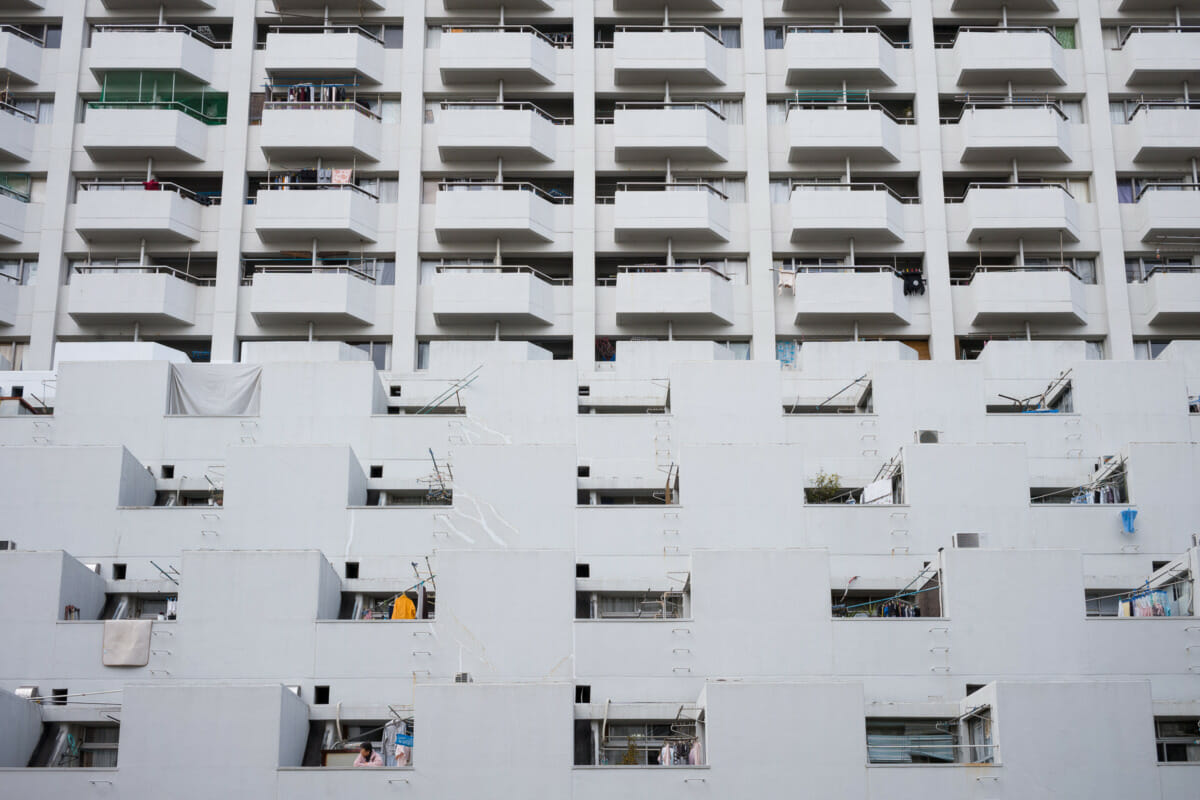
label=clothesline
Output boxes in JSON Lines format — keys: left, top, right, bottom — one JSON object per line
{"left": 1029, "top": 469, "right": 1126, "bottom": 502}
{"left": 841, "top": 584, "right": 940, "bottom": 611}
{"left": 1087, "top": 577, "right": 1191, "bottom": 604}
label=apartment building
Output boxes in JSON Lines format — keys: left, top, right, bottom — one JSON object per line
{"left": 0, "top": 0, "right": 1198, "bottom": 797}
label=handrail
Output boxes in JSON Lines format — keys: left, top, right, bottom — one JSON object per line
{"left": 435, "top": 263, "right": 570, "bottom": 285}
{"left": 87, "top": 100, "right": 227, "bottom": 125}
{"left": 614, "top": 25, "right": 723, "bottom": 44}
{"left": 617, "top": 264, "right": 731, "bottom": 281}
{"left": 262, "top": 100, "right": 381, "bottom": 121}
{"left": 615, "top": 101, "right": 725, "bottom": 121}
{"left": 440, "top": 100, "right": 572, "bottom": 125}
{"left": 786, "top": 25, "right": 910, "bottom": 49}
{"left": 1127, "top": 99, "right": 1200, "bottom": 121}
{"left": 790, "top": 181, "right": 919, "bottom": 204}
{"left": 0, "top": 185, "right": 30, "bottom": 203}
{"left": 0, "top": 100, "right": 37, "bottom": 123}
{"left": 441, "top": 24, "right": 570, "bottom": 48}
{"left": 1133, "top": 181, "right": 1200, "bottom": 202}
{"left": 616, "top": 181, "right": 729, "bottom": 201}
{"left": 941, "top": 96, "right": 1068, "bottom": 122}
{"left": 937, "top": 25, "right": 1060, "bottom": 48}
{"left": 945, "top": 181, "right": 1073, "bottom": 203}
{"left": 1136, "top": 264, "right": 1200, "bottom": 281}
{"left": 72, "top": 264, "right": 216, "bottom": 286}
{"left": 0, "top": 271, "right": 21, "bottom": 283}
{"left": 787, "top": 99, "right": 914, "bottom": 124}
{"left": 268, "top": 24, "right": 383, "bottom": 45}
{"left": 867, "top": 742, "right": 998, "bottom": 763}
{"left": 249, "top": 264, "right": 376, "bottom": 283}
{"left": 963, "top": 264, "right": 1081, "bottom": 283}
{"left": 787, "top": 265, "right": 901, "bottom": 275}
{"left": 0, "top": 24, "right": 45, "bottom": 46}
{"left": 1116, "top": 25, "right": 1200, "bottom": 49}
{"left": 77, "top": 179, "right": 214, "bottom": 205}
{"left": 437, "top": 180, "right": 572, "bottom": 204}
{"left": 92, "top": 23, "right": 229, "bottom": 48}
{"left": 259, "top": 181, "right": 380, "bottom": 201}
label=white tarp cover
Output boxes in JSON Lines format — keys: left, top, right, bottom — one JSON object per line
{"left": 168, "top": 364, "right": 262, "bottom": 416}
{"left": 862, "top": 478, "right": 893, "bottom": 505}
{"left": 101, "top": 619, "right": 152, "bottom": 667}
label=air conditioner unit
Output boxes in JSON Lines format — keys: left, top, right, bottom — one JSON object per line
{"left": 954, "top": 532, "right": 981, "bottom": 549}
{"left": 916, "top": 430, "right": 940, "bottom": 444}
{"left": 15, "top": 686, "right": 39, "bottom": 700}
{"left": 454, "top": 672, "right": 473, "bottom": 684}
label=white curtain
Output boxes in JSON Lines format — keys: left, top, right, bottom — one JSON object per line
{"left": 168, "top": 364, "right": 262, "bottom": 416}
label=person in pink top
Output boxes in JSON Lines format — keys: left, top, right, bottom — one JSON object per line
{"left": 354, "top": 742, "right": 383, "bottom": 767}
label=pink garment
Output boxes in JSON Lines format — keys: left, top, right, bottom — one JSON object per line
{"left": 354, "top": 751, "right": 383, "bottom": 767}
{"left": 395, "top": 746, "right": 411, "bottom": 766}
{"left": 332, "top": 169, "right": 353, "bottom": 185}
{"left": 688, "top": 741, "right": 701, "bottom": 765}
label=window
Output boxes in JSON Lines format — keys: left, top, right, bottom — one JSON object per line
{"left": 866, "top": 716, "right": 992, "bottom": 764}
{"left": 1054, "top": 26, "right": 1076, "bottom": 49}
{"left": 338, "top": 589, "right": 434, "bottom": 620}
{"left": 705, "top": 24, "right": 741, "bottom": 48}
{"left": 593, "top": 719, "right": 704, "bottom": 765}
{"left": 764, "top": 25, "right": 785, "bottom": 49}
{"left": 1134, "top": 340, "right": 1172, "bottom": 360}
{"left": 1156, "top": 718, "right": 1200, "bottom": 762}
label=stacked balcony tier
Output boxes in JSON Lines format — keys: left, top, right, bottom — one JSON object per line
{"left": 253, "top": 187, "right": 380, "bottom": 245}
{"left": 431, "top": 268, "right": 557, "bottom": 325}
{"left": 67, "top": 269, "right": 199, "bottom": 325}
{"left": 789, "top": 185, "right": 905, "bottom": 242}
{"left": 613, "top": 28, "right": 727, "bottom": 85}
{"left": 73, "top": 184, "right": 205, "bottom": 243}
{"left": 792, "top": 270, "right": 911, "bottom": 324}
{"left": 953, "top": 29, "right": 1066, "bottom": 86}
{"left": 248, "top": 270, "right": 376, "bottom": 325}
{"left": 614, "top": 269, "right": 735, "bottom": 325}
{"left": 612, "top": 185, "right": 731, "bottom": 242}
{"left": 89, "top": 26, "right": 216, "bottom": 84}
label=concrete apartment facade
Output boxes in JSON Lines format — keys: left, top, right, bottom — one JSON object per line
{"left": 1, "top": 0, "right": 1199, "bottom": 797}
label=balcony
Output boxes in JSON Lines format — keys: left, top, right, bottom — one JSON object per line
{"left": 789, "top": 183, "right": 906, "bottom": 242}
{"left": 792, "top": 267, "right": 911, "bottom": 324}
{"left": 439, "top": 26, "right": 558, "bottom": 85}
{"left": 959, "top": 183, "right": 1079, "bottom": 243}
{"left": 786, "top": 101, "right": 902, "bottom": 162}
{"left": 265, "top": 26, "right": 385, "bottom": 84}
{"left": 1142, "top": 267, "right": 1200, "bottom": 324}
{"left": 248, "top": 267, "right": 376, "bottom": 325}
{"left": 99, "top": 0, "right": 215, "bottom": 7}
{"left": 444, "top": 0, "right": 549, "bottom": 10}
{"left": 952, "top": 28, "right": 1066, "bottom": 86}
{"left": 431, "top": 266, "right": 558, "bottom": 325}
{"left": 438, "top": 102, "right": 562, "bottom": 162}
{"left": 617, "top": 0, "right": 719, "bottom": 10}
{"left": 0, "top": 25, "right": 42, "bottom": 85}
{"left": 784, "top": 27, "right": 900, "bottom": 87}
{"left": 259, "top": 100, "right": 382, "bottom": 162}
{"left": 965, "top": 266, "right": 1086, "bottom": 325}
{"left": 90, "top": 25, "right": 218, "bottom": 84}
{"left": 612, "top": 183, "right": 731, "bottom": 242}
{"left": 67, "top": 265, "right": 203, "bottom": 325}
{"left": 958, "top": 102, "right": 1071, "bottom": 162}
{"left": 74, "top": 181, "right": 206, "bottom": 243}
{"left": 0, "top": 102, "right": 35, "bottom": 161}
{"left": 1131, "top": 184, "right": 1200, "bottom": 243}
{"left": 615, "top": 266, "right": 734, "bottom": 325}
{"left": 953, "top": 0, "right": 1054, "bottom": 7}
{"left": 1127, "top": 102, "right": 1200, "bottom": 161}
{"left": 434, "top": 182, "right": 565, "bottom": 243}
{"left": 0, "top": 185, "right": 27, "bottom": 242}
{"left": 254, "top": 184, "right": 379, "bottom": 245}
{"left": 1116, "top": 27, "right": 1200, "bottom": 86}
{"left": 613, "top": 102, "right": 728, "bottom": 162}
{"left": 83, "top": 105, "right": 210, "bottom": 162}
{"left": 613, "top": 26, "right": 726, "bottom": 86}
{"left": 784, "top": 0, "right": 889, "bottom": 8}
{"left": 0, "top": 274, "right": 15, "bottom": 325}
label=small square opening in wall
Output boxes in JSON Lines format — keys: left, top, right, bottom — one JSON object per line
{"left": 578, "top": 385, "right": 590, "bottom": 397}
{"left": 160, "top": 465, "right": 175, "bottom": 479}
{"left": 390, "top": 385, "right": 403, "bottom": 397}
{"left": 966, "top": 683, "right": 987, "bottom": 696}
{"left": 51, "top": 689, "right": 68, "bottom": 706}
{"left": 313, "top": 686, "right": 330, "bottom": 705}
{"left": 954, "top": 533, "right": 981, "bottom": 549}
{"left": 111, "top": 563, "right": 127, "bottom": 580}
{"left": 345, "top": 562, "right": 360, "bottom": 580}
{"left": 369, "top": 465, "right": 383, "bottom": 479}
{"left": 576, "top": 563, "right": 590, "bottom": 578}
{"left": 577, "top": 465, "right": 590, "bottom": 478}
{"left": 1152, "top": 561, "right": 1170, "bottom": 572}
{"left": 575, "top": 685, "right": 591, "bottom": 704}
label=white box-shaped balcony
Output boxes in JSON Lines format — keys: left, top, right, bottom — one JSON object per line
{"left": 787, "top": 105, "right": 900, "bottom": 162}
{"left": 962, "top": 184, "right": 1079, "bottom": 243}
{"left": 74, "top": 184, "right": 202, "bottom": 243}
{"left": 1144, "top": 270, "right": 1200, "bottom": 324}
{"left": 0, "top": 27, "right": 42, "bottom": 85}
{"left": 440, "top": 28, "right": 557, "bottom": 85}
{"left": 434, "top": 184, "right": 558, "bottom": 243}
{"left": 0, "top": 190, "right": 26, "bottom": 243}
{"left": 0, "top": 106, "right": 35, "bottom": 161}
{"left": 617, "top": 0, "right": 719, "bottom": 9}
{"left": 784, "top": 29, "right": 898, "bottom": 86}
{"left": 613, "top": 28, "right": 726, "bottom": 85}
{"left": 431, "top": 268, "right": 556, "bottom": 325}
{"left": 90, "top": 26, "right": 215, "bottom": 84}
{"left": 953, "top": 0, "right": 1055, "bottom": 7}
{"left": 1133, "top": 187, "right": 1200, "bottom": 243}
{"left": 249, "top": 270, "right": 375, "bottom": 324}
{"left": 790, "top": 185, "right": 904, "bottom": 242}
{"left": 254, "top": 186, "right": 379, "bottom": 244}
{"left": 67, "top": 268, "right": 198, "bottom": 325}
{"left": 613, "top": 185, "right": 731, "bottom": 242}
{"left": 438, "top": 103, "right": 558, "bottom": 162}
{"left": 968, "top": 268, "right": 1086, "bottom": 324}
{"left": 264, "top": 28, "right": 385, "bottom": 84}
{"left": 615, "top": 268, "right": 734, "bottom": 325}
{"left": 0, "top": 278, "right": 15, "bottom": 326}
{"left": 784, "top": 0, "right": 889, "bottom": 8}
{"left": 792, "top": 269, "right": 910, "bottom": 324}
{"left": 259, "top": 107, "right": 382, "bottom": 162}
{"left": 960, "top": 105, "right": 1071, "bottom": 162}
{"left": 83, "top": 106, "right": 208, "bottom": 162}
{"left": 953, "top": 29, "right": 1066, "bottom": 86}
{"left": 1117, "top": 29, "right": 1200, "bottom": 86}
{"left": 1128, "top": 105, "right": 1200, "bottom": 161}
{"left": 614, "top": 103, "right": 728, "bottom": 162}
{"left": 444, "top": 0, "right": 549, "bottom": 10}
{"left": 96, "top": 0, "right": 216, "bottom": 7}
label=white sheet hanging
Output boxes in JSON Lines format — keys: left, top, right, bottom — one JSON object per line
{"left": 102, "top": 619, "right": 152, "bottom": 666}
{"left": 862, "top": 478, "right": 893, "bottom": 505}
{"left": 168, "top": 364, "right": 262, "bottom": 416}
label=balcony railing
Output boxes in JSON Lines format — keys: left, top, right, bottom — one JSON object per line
{"left": 790, "top": 181, "right": 919, "bottom": 204}
{"left": 91, "top": 23, "right": 229, "bottom": 49}
{"left": 941, "top": 96, "right": 1069, "bottom": 123}
{"left": 599, "top": 181, "right": 729, "bottom": 203}
{"left": 936, "top": 25, "right": 1061, "bottom": 48}
{"left": 945, "top": 181, "right": 1073, "bottom": 203}
{"left": 0, "top": 184, "right": 31, "bottom": 203}
{"left": 262, "top": 98, "right": 381, "bottom": 121}
{"left": 87, "top": 100, "right": 227, "bottom": 126}
{"left": 440, "top": 100, "right": 572, "bottom": 125}
{"left": 1133, "top": 181, "right": 1200, "bottom": 202}
{"left": 0, "top": 24, "right": 44, "bottom": 47}
{"left": 604, "top": 24, "right": 724, "bottom": 45}
{"left": 435, "top": 263, "right": 571, "bottom": 285}
{"left": 442, "top": 24, "right": 572, "bottom": 47}
{"left": 867, "top": 740, "right": 998, "bottom": 765}
{"left": 437, "top": 180, "right": 573, "bottom": 204}
{"left": 77, "top": 179, "right": 218, "bottom": 205}
{"left": 786, "top": 24, "right": 911, "bottom": 49}
{"left": 71, "top": 263, "right": 216, "bottom": 286}
{"left": 952, "top": 263, "right": 1081, "bottom": 286}
{"left": 1115, "top": 25, "right": 1200, "bottom": 49}
{"left": 1126, "top": 99, "right": 1200, "bottom": 122}
{"left": 788, "top": 99, "right": 914, "bottom": 124}
{"left": 617, "top": 264, "right": 731, "bottom": 280}
{"left": 1130, "top": 264, "right": 1200, "bottom": 283}
{"left": 267, "top": 24, "right": 383, "bottom": 45}
{"left": 256, "top": 181, "right": 379, "bottom": 201}
{"left": 0, "top": 99, "right": 37, "bottom": 123}
{"left": 243, "top": 264, "right": 376, "bottom": 285}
